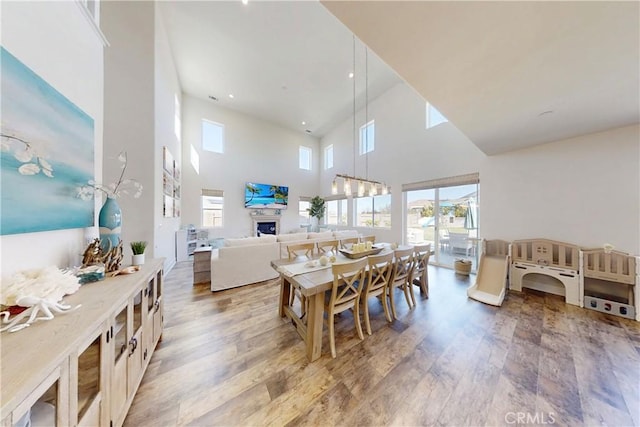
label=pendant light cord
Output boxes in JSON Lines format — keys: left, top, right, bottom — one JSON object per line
{"left": 365, "top": 46, "right": 369, "bottom": 182}
{"left": 352, "top": 34, "right": 356, "bottom": 180}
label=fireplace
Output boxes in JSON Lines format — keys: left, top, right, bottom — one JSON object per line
{"left": 251, "top": 214, "right": 280, "bottom": 236}
{"left": 257, "top": 221, "right": 276, "bottom": 235}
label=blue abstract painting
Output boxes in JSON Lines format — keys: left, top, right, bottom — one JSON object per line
{"left": 1, "top": 46, "right": 94, "bottom": 235}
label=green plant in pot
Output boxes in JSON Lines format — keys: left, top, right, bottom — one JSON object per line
{"left": 307, "top": 196, "right": 325, "bottom": 232}
{"left": 130, "top": 241, "right": 147, "bottom": 266}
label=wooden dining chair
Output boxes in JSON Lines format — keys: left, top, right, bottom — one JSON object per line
{"left": 361, "top": 252, "right": 394, "bottom": 335}
{"left": 287, "top": 242, "right": 314, "bottom": 260}
{"left": 412, "top": 244, "right": 431, "bottom": 301}
{"left": 316, "top": 239, "right": 339, "bottom": 255}
{"left": 388, "top": 247, "right": 416, "bottom": 319}
{"left": 286, "top": 242, "right": 315, "bottom": 317}
{"left": 339, "top": 237, "right": 359, "bottom": 250}
{"left": 324, "top": 257, "right": 368, "bottom": 358}
{"left": 360, "top": 235, "right": 376, "bottom": 244}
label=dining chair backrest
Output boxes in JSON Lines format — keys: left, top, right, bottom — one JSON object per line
{"left": 391, "top": 247, "right": 415, "bottom": 285}
{"left": 329, "top": 257, "right": 368, "bottom": 312}
{"left": 316, "top": 239, "right": 339, "bottom": 255}
{"left": 287, "top": 242, "right": 314, "bottom": 260}
{"left": 366, "top": 252, "right": 394, "bottom": 294}
{"left": 360, "top": 235, "right": 376, "bottom": 244}
{"left": 340, "top": 237, "right": 359, "bottom": 250}
{"left": 412, "top": 243, "right": 431, "bottom": 298}
{"left": 413, "top": 244, "right": 431, "bottom": 273}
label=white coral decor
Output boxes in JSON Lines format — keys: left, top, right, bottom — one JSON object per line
{"left": 1, "top": 266, "right": 79, "bottom": 306}
{"left": 0, "top": 266, "right": 81, "bottom": 333}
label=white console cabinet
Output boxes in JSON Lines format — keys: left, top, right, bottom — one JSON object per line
{"left": 1, "top": 259, "right": 164, "bottom": 427}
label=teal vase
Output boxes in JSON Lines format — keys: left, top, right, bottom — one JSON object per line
{"left": 99, "top": 197, "right": 122, "bottom": 251}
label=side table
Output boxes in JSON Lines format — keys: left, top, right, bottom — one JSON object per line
{"left": 193, "top": 246, "right": 212, "bottom": 285}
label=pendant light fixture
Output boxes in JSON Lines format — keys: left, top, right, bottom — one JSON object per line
{"left": 332, "top": 35, "right": 389, "bottom": 197}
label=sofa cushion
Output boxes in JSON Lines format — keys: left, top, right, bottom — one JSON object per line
{"left": 307, "top": 231, "right": 334, "bottom": 240}
{"left": 277, "top": 232, "right": 308, "bottom": 242}
{"left": 225, "top": 235, "right": 276, "bottom": 247}
{"left": 333, "top": 230, "right": 359, "bottom": 240}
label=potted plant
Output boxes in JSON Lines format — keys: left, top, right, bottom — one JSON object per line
{"left": 307, "top": 196, "right": 325, "bottom": 232}
{"left": 130, "top": 241, "right": 147, "bottom": 266}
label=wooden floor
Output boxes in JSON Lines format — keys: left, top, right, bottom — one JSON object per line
{"left": 125, "top": 261, "right": 640, "bottom": 427}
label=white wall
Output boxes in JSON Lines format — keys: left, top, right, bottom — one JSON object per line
{"left": 0, "top": 1, "right": 104, "bottom": 278}
{"left": 181, "top": 95, "right": 320, "bottom": 238}
{"left": 102, "top": 1, "right": 156, "bottom": 263}
{"left": 320, "top": 83, "right": 640, "bottom": 255}
{"left": 481, "top": 124, "right": 640, "bottom": 253}
{"left": 320, "top": 82, "right": 486, "bottom": 243}
{"left": 154, "top": 8, "right": 182, "bottom": 272}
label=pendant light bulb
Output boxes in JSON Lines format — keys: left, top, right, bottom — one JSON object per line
{"left": 358, "top": 180, "right": 365, "bottom": 197}
{"left": 381, "top": 185, "right": 389, "bottom": 195}
{"left": 344, "top": 179, "right": 352, "bottom": 196}
{"left": 369, "top": 183, "right": 376, "bottom": 197}
{"left": 331, "top": 179, "right": 338, "bottom": 195}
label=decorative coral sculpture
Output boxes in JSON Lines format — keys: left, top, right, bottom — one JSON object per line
{"left": 0, "top": 266, "right": 81, "bottom": 333}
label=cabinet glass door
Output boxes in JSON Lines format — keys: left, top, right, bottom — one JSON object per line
{"left": 111, "top": 304, "right": 128, "bottom": 421}
{"left": 128, "top": 290, "right": 144, "bottom": 394}
{"left": 77, "top": 333, "right": 102, "bottom": 426}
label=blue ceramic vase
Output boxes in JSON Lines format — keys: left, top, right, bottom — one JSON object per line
{"left": 99, "top": 197, "right": 122, "bottom": 251}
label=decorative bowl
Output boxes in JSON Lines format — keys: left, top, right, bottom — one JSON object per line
{"left": 339, "top": 245, "right": 384, "bottom": 259}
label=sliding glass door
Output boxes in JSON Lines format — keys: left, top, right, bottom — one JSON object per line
{"left": 405, "top": 183, "right": 479, "bottom": 270}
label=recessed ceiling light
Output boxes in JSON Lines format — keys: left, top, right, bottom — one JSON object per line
{"left": 208, "top": 95, "right": 218, "bottom": 101}
{"left": 228, "top": 94, "right": 234, "bottom": 99}
{"left": 242, "top": 0, "right": 248, "bottom": 5}
{"left": 301, "top": 121, "right": 306, "bottom": 126}
{"left": 348, "top": 72, "right": 354, "bottom": 79}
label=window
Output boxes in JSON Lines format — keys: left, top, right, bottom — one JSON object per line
{"left": 79, "top": 0, "right": 100, "bottom": 25}
{"left": 202, "top": 120, "right": 224, "bottom": 153}
{"left": 355, "top": 194, "right": 391, "bottom": 228}
{"left": 174, "top": 95, "right": 181, "bottom": 141}
{"left": 327, "top": 199, "right": 348, "bottom": 226}
{"left": 324, "top": 145, "right": 333, "bottom": 170}
{"left": 190, "top": 144, "right": 199, "bottom": 174}
{"left": 403, "top": 174, "right": 479, "bottom": 270}
{"left": 359, "top": 120, "right": 375, "bottom": 154}
{"left": 338, "top": 199, "right": 348, "bottom": 226}
{"left": 299, "top": 146, "right": 312, "bottom": 170}
{"left": 426, "top": 103, "right": 448, "bottom": 128}
{"left": 202, "top": 190, "right": 223, "bottom": 227}
{"left": 299, "top": 200, "right": 310, "bottom": 225}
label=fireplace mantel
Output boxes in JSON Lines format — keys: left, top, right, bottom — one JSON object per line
{"left": 251, "top": 214, "right": 280, "bottom": 236}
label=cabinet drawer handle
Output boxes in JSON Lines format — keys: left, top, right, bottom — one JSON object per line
{"left": 129, "top": 337, "right": 138, "bottom": 356}
{"left": 154, "top": 300, "right": 160, "bottom": 312}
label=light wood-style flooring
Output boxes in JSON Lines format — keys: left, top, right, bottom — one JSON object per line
{"left": 125, "top": 261, "right": 640, "bottom": 426}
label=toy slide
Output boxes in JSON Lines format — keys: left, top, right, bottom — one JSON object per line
{"left": 467, "top": 240, "right": 510, "bottom": 306}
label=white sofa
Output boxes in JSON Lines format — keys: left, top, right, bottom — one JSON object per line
{"left": 210, "top": 230, "right": 361, "bottom": 292}
{"left": 210, "top": 235, "right": 280, "bottom": 292}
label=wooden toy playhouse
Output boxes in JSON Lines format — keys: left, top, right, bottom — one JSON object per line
{"left": 580, "top": 248, "right": 639, "bottom": 321}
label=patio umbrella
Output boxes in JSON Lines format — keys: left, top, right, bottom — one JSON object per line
{"left": 464, "top": 199, "right": 476, "bottom": 229}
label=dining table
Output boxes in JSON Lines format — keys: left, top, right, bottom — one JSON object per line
{"left": 270, "top": 243, "right": 409, "bottom": 362}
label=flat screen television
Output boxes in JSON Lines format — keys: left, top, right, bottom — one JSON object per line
{"left": 245, "top": 182, "right": 288, "bottom": 209}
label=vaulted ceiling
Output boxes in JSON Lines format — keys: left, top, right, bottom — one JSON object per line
{"left": 158, "top": 1, "right": 401, "bottom": 138}
{"left": 322, "top": 1, "right": 640, "bottom": 154}
{"left": 160, "top": 1, "right": 639, "bottom": 155}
